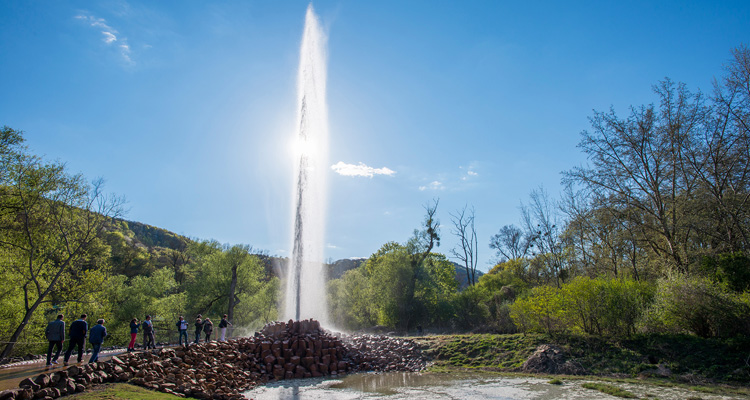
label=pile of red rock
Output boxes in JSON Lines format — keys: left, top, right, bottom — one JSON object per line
{"left": 249, "top": 319, "right": 352, "bottom": 380}
{"left": 345, "top": 334, "right": 427, "bottom": 372}
{"left": 0, "top": 319, "right": 427, "bottom": 400}
{"left": 8, "top": 360, "right": 134, "bottom": 400}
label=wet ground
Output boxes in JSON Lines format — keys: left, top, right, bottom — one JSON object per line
{"left": 244, "top": 372, "right": 747, "bottom": 400}
{"left": 2, "top": 354, "right": 746, "bottom": 400}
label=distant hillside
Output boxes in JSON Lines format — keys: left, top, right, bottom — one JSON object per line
{"left": 115, "top": 219, "right": 191, "bottom": 250}
{"left": 328, "top": 258, "right": 366, "bottom": 280}
{"left": 322, "top": 257, "right": 483, "bottom": 289}
{"left": 107, "top": 219, "right": 483, "bottom": 287}
{"left": 453, "top": 263, "right": 484, "bottom": 288}
{"left": 103, "top": 219, "right": 193, "bottom": 278}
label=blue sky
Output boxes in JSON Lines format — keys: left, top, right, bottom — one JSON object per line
{"left": 1, "top": 1, "right": 748, "bottom": 271}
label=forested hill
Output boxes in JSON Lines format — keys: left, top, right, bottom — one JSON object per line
{"left": 104, "top": 219, "right": 193, "bottom": 278}
{"left": 325, "top": 257, "right": 482, "bottom": 289}
{"left": 117, "top": 219, "right": 191, "bottom": 250}
{"left": 109, "top": 220, "right": 482, "bottom": 289}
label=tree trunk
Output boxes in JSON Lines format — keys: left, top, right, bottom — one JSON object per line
{"left": 0, "top": 297, "right": 43, "bottom": 360}
{"left": 227, "top": 261, "right": 238, "bottom": 322}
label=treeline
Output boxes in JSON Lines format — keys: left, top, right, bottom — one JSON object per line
{"left": 0, "top": 130, "right": 279, "bottom": 358}
{"left": 327, "top": 46, "right": 750, "bottom": 338}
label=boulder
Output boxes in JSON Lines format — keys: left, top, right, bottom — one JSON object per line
{"left": 32, "top": 374, "right": 50, "bottom": 389}
{"left": 521, "top": 344, "right": 585, "bottom": 375}
{"left": 17, "top": 379, "right": 38, "bottom": 391}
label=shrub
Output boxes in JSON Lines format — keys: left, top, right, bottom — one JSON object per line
{"left": 510, "top": 285, "right": 569, "bottom": 334}
{"left": 701, "top": 252, "right": 750, "bottom": 292}
{"left": 563, "top": 277, "right": 653, "bottom": 336}
{"left": 641, "top": 275, "right": 750, "bottom": 337}
{"left": 510, "top": 277, "right": 653, "bottom": 337}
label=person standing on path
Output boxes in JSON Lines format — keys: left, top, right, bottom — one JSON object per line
{"left": 202, "top": 318, "right": 214, "bottom": 343}
{"left": 45, "top": 314, "right": 65, "bottom": 366}
{"left": 88, "top": 319, "right": 107, "bottom": 363}
{"left": 218, "top": 314, "right": 232, "bottom": 341}
{"left": 176, "top": 316, "right": 188, "bottom": 346}
{"left": 63, "top": 314, "right": 88, "bottom": 365}
{"left": 128, "top": 318, "right": 139, "bottom": 352}
{"left": 194, "top": 315, "right": 203, "bottom": 344}
{"left": 142, "top": 315, "right": 155, "bottom": 349}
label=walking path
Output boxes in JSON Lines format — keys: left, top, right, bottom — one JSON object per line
{"left": 0, "top": 347, "right": 149, "bottom": 391}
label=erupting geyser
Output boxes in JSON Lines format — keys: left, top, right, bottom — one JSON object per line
{"left": 285, "top": 4, "right": 329, "bottom": 325}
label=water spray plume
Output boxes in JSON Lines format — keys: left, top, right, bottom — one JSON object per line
{"left": 285, "top": 4, "right": 329, "bottom": 325}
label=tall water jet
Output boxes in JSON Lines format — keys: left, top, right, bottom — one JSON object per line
{"left": 285, "top": 4, "right": 329, "bottom": 325}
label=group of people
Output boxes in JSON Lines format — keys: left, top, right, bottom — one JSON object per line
{"left": 126, "top": 314, "right": 234, "bottom": 350}
{"left": 45, "top": 313, "right": 233, "bottom": 366}
{"left": 44, "top": 314, "right": 107, "bottom": 366}
{"left": 191, "top": 314, "right": 233, "bottom": 345}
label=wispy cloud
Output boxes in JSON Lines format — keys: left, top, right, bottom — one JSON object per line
{"left": 75, "top": 13, "right": 134, "bottom": 65}
{"left": 460, "top": 164, "right": 479, "bottom": 181}
{"left": 419, "top": 181, "right": 445, "bottom": 191}
{"left": 331, "top": 162, "right": 396, "bottom": 178}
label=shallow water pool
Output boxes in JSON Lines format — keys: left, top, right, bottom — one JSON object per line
{"left": 244, "top": 371, "right": 745, "bottom": 400}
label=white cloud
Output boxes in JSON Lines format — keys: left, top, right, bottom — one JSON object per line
{"left": 331, "top": 162, "right": 396, "bottom": 178}
{"left": 102, "top": 31, "right": 117, "bottom": 44}
{"left": 75, "top": 13, "right": 134, "bottom": 65}
{"left": 419, "top": 181, "right": 445, "bottom": 191}
{"left": 468, "top": 170, "right": 478, "bottom": 176}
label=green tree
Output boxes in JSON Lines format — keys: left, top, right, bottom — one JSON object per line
{"left": 0, "top": 127, "right": 124, "bottom": 358}
{"left": 186, "top": 244, "right": 273, "bottom": 328}
{"left": 327, "top": 267, "right": 377, "bottom": 329}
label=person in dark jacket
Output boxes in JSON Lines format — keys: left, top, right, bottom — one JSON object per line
{"left": 194, "top": 315, "right": 203, "bottom": 344}
{"left": 45, "top": 314, "right": 65, "bottom": 366}
{"left": 142, "top": 315, "right": 155, "bottom": 349}
{"left": 88, "top": 319, "right": 107, "bottom": 363}
{"left": 218, "top": 314, "right": 232, "bottom": 341}
{"left": 176, "top": 316, "right": 188, "bottom": 346}
{"left": 202, "top": 318, "right": 214, "bottom": 343}
{"left": 128, "top": 318, "right": 139, "bottom": 352}
{"left": 63, "top": 314, "right": 87, "bottom": 365}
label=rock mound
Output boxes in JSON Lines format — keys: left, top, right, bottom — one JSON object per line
{"left": 521, "top": 344, "right": 585, "bottom": 375}
{"left": 1, "top": 319, "right": 427, "bottom": 400}
{"left": 345, "top": 334, "right": 427, "bottom": 372}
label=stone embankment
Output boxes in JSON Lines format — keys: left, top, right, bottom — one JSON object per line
{"left": 0, "top": 319, "right": 426, "bottom": 400}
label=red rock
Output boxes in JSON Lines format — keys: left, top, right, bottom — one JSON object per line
{"left": 33, "top": 374, "right": 50, "bottom": 388}
{"left": 18, "top": 379, "right": 39, "bottom": 391}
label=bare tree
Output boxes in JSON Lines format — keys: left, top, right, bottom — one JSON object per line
{"left": 450, "top": 205, "right": 478, "bottom": 286}
{"left": 564, "top": 79, "right": 703, "bottom": 273}
{"left": 489, "top": 224, "right": 530, "bottom": 262}
{"left": 521, "top": 186, "right": 567, "bottom": 287}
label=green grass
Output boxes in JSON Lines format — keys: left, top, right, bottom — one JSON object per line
{"left": 417, "top": 333, "right": 750, "bottom": 385}
{"left": 67, "top": 383, "right": 182, "bottom": 400}
{"left": 418, "top": 333, "right": 544, "bottom": 370}
{"left": 548, "top": 378, "right": 563, "bottom": 385}
{"left": 581, "top": 382, "right": 637, "bottom": 398}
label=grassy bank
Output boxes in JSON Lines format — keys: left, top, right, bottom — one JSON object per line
{"left": 67, "top": 383, "right": 183, "bottom": 400}
{"left": 416, "top": 333, "right": 750, "bottom": 385}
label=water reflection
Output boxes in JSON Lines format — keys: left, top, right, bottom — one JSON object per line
{"left": 244, "top": 372, "right": 746, "bottom": 400}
